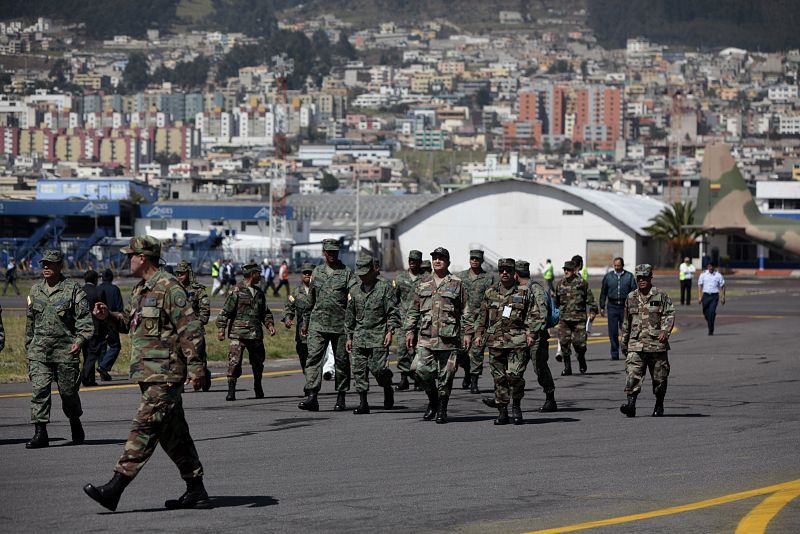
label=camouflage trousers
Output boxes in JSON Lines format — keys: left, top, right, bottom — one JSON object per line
{"left": 558, "top": 319, "right": 587, "bottom": 359}
{"left": 624, "top": 351, "right": 670, "bottom": 397}
{"left": 226, "top": 338, "right": 266, "bottom": 379}
{"left": 458, "top": 337, "right": 487, "bottom": 376}
{"left": 115, "top": 382, "right": 203, "bottom": 481}
{"left": 488, "top": 347, "right": 529, "bottom": 405}
{"left": 305, "top": 330, "right": 350, "bottom": 393}
{"left": 395, "top": 334, "right": 415, "bottom": 375}
{"left": 351, "top": 347, "right": 393, "bottom": 393}
{"left": 530, "top": 333, "right": 555, "bottom": 394}
{"left": 296, "top": 341, "right": 308, "bottom": 374}
{"left": 416, "top": 347, "right": 457, "bottom": 399}
{"left": 29, "top": 360, "right": 82, "bottom": 423}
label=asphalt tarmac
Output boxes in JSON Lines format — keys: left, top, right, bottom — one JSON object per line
{"left": 1, "top": 277, "right": 798, "bottom": 533}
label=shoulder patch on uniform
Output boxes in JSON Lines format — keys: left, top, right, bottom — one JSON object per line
{"left": 174, "top": 294, "right": 187, "bottom": 307}
{"left": 288, "top": 295, "right": 295, "bottom": 302}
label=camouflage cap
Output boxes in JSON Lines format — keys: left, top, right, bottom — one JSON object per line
{"left": 408, "top": 250, "right": 423, "bottom": 261}
{"left": 242, "top": 262, "right": 259, "bottom": 276}
{"left": 39, "top": 249, "right": 64, "bottom": 264}
{"left": 300, "top": 262, "right": 315, "bottom": 273}
{"left": 563, "top": 260, "right": 576, "bottom": 270}
{"left": 515, "top": 260, "right": 530, "bottom": 277}
{"left": 121, "top": 235, "right": 161, "bottom": 258}
{"left": 497, "top": 258, "right": 516, "bottom": 271}
{"left": 635, "top": 264, "right": 653, "bottom": 277}
{"left": 322, "top": 238, "right": 340, "bottom": 252}
{"left": 469, "top": 249, "right": 484, "bottom": 260}
{"left": 420, "top": 260, "right": 432, "bottom": 272}
{"left": 430, "top": 246, "right": 450, "bottom": 260}
{"left": 175, "top": 260, "right": 193, "bottom": 273}
{"left": 355, "top": 253, "right": 374, "bottom": 276}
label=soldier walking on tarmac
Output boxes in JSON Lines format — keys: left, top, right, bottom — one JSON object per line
{"left": 554, "top": 260, "right": 597, "bottom": 375}
{"left": 175, "top": 261, "right": 212, "bottom": 391}
{"left": 456, "top": 249, "right": 494, "bottom": 393}
{"left": 216, "top": 262, "right": 276, "bottom": 401}
{"left": 85, "top": 236, "right": 210, "bottom": 511}
{"left": 392, "top": 250, "right": 423, "bottom": 391}
{"left": 282, "top": 262, "right": 315, "bottom": 394}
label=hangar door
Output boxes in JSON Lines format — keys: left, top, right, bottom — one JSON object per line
{"left": 586, "top": 240, "right": 623, "bottom": 269}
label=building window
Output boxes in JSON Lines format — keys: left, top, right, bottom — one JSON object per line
{"left": 562, "top": 209, "right": 583, "bottom": 216}
{"left": 181, "top": 220, "right": 188, "bottom": 231}
{"left": 172, "top": 191, "right": 179, "bottom": 199}
{"left": 151, "top": 220, "right": 167, "bottom": 230}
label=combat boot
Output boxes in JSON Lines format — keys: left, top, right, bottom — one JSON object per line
{"left": 353, "top": 392, "right": 370, "bottom": 414}
{"left": 561, "top": 356, "right": 573, "bottom": 376}
{"left": 511, "top": 398, "right": 523, "bottom": 425}
{"left": 652, "top": 394, "right": 665, "bottom": 417}
{"left": 577, "top": 353, "right": 587, "bottom": 374}
{"left": 164, "top": 477, "right": 212, "bottom": 509}
{"left": 395, "top": 373, "right": 410, "bottom": 391}
{"left": 25, "top": 423, "right": 48, "bottom": 449}
{"left": 482, "top": 397, "right": 497, "bottom": 408}
{"left": 539, "top": 391, "right": 557, "bottom": 412}
{"left": 620, "top": 395, "right": 637, "bottom": 417}
{"left": 383, "top": 385, "right": 394, "bottom": 410}
{"left": 435, "top": 397, "right": 449, "bottom": 424}
{"left": 469, "top": 374, "right": 480, "bottom": 394}
{"left": 423, "top": 390, "right": 439, "bottom": 421}
{"left": 83, "top": 472, "right": 131, "bottom": 511}
{"left": 461, "top": 372, "right": 470, "bottom": 390}
{"left": 69, "top": 417, "right": 85, "bottom": 445}
{"left": 494, "top": 405, "right": 509, "bottom": 425}
{"left": 298, "top": 391, "right": 319, "bottom": 411}
{"left": 253, "top": 370, "right": 264, "bottom": 399}
{"left": 225, "top": 378, "right": 236, "bottom": 401}
{"left": 333, "top": 391, "right": 347, "bottom": 411}
{"left": 201, "top": 365, "right": 212, "bottom": 392}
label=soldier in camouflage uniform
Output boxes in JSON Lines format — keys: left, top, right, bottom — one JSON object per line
{"left": 554, "top": 260, "right": 598, "bottom": 375}
{"left": 216, "top": 262, "right": 276, "bottom": 401}
{"left": 420, "top": 260, "right": 431, "bottom": 274}
{"left": 24, "top": 249, "right": 93, "bottom": 449}
{"left": 456, "top": 249, "right": 495, "bottom": 393}
{"left": 405, "top": 247, "right": 472, "bottom": 424}
{"left": 299, "top": 239, "right": 358, "bottom": 412}
{"left": 392, "top": 250, "right": 422, "bottom": 391}
{"left": 175, "top": 261, "right": 212, "bottom": 392}
{"left": 474, "top": 259, "right": 539, "bottom": 425}
{"left": 620, "top": 264, "right": 675, "bottom": 418}
{"left": 282, "top": 263, "right": 315, "bottom": 390}
{"left": 345, "top": 254, "right": 401, "bottom": 414}
{"left": 84, "top": 236, "right": 209, "bottom": 511}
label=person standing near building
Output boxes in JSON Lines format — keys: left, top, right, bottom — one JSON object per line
{"left": 216, "top": 262, "right": 275, "bottom": 401}
{"left": 3, "top": 258, "right": 20, "bottom": 296}
{"left": 298, "top": 239, "right": 358, "bottom": 412}
{"left": 555, "top": 260, "right": 598, "bottom": 375}
{"left": 679, "top": 257, "right": 697, "bottom": 306}
{"left": 542, "top": 259, "right": 555, "bottom": 296}
{"left": 261, "top": 260, "right": 276, "bottom": 294}
{"left": 274, "top": 260, "right": 290, "bottom": 297}
{"left": 98, "top": 269, "right": 124, "bottom": 381}
{"left": 84, "top": 235, "right": 209, "bottom": 511}
{"left": 345, "top": 254, "right": 400, "bottom": 414}
{"left": 405, "top": 247, "right": 472, "bottom": 424}
{"left": 393, "top": 250, "right": 423, "bottom": 391}
{"left": 81, "top": 270, "right": 107, "bottom": 387}
{"left": 24, "top": 250, "right": 93, "bottom": 449}
{"left": 210, "top": 258, "right": 222, "bottom": 296}
{"left": 620, "top": 264, "right": 675, "bottom": 417}
{"left": 456, "top": 249, "right": 494, "bottom": 393}
{"left": 599, "top": 257, "right": 637, "bottom": 361}
{"left": 175, "top": 261, "right": 212, "bottom": 392}
{"left": 698, "top": 262, "right": 725, "bottom": 335}
{"left": 283, "top": 263, "right": 314, "bottom": 391}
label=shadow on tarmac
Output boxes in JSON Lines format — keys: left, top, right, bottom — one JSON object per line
{"left": 100, "top": 495, "right": 279, "bottom": 514}
{"left": 55, "top": 439, "right": 127, "bottom": 446}
{"left": 0, "top": 437, "right": 65, "bottom": 446}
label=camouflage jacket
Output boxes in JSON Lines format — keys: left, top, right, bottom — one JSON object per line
{"left": 526, "top": 281, "right": 550, "bottom": 338}
{"left": 216, "top": 282, "right": 274, "bottom": 340}
{"left": 393, "top": 270, "right": 421, "bottom": 318}
{"left": 302, "top": 261, "right": 358, "bottom": 334}
{"left": 621, "top": 286, "right": 675, "bottom": 353}
{"left": 554, "top": 276, "right": 598, "bottom": 321}
{"left": 345, "top": 279, "right": 401, "bottom": 349}
{"left": 282, "top": 284, "right": 312, "bottom": 343}
{"left": 457, "top": 268, "right": 495, "bottom": 325}
{"left": 475, "top": 282, "right": 536, "bottom": 349}
{"left": 404, "top": 273, "right": 472, "bottom": 350}
{"left": 25, "top": 276, "right": 93, "bottom": 363}
{"left": 182, "top": 281, "right": 210, "bottom": 330}
{"left": 0, "top": 305, "right": 4, "bottom": 352}
{"left": 106, "top": 269, "right": 204, "bottom": 383}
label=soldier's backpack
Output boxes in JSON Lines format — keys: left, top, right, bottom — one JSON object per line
{"left": 531, "top": 281, "right": 560, "bottom": 328}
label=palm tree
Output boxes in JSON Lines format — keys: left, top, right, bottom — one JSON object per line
{"left": 645, "top": 201, "right": 704, "bottom": 266}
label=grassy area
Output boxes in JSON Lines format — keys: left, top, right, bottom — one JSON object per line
{"left": 175, "top": 0, "right": 214, "bottom": 24}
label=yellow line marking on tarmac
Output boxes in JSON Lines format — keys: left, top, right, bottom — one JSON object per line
{"left": 735, "top": 481, "right": 800, "bottom": 534}
{"left": 523, "top": 479, "right": 800, "bottom": 534}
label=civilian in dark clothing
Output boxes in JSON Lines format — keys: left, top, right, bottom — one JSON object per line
{"left": 3, "top": 258, "right": 20, "bottom": 296}
{"left": 98, "top": 269, "right": 124, "bottom": 381}
{"left": 599, "top": 257, "right": 637, "bottom": 361}
{"left": 81, "top": 270, "right": 107, "bottom": 386}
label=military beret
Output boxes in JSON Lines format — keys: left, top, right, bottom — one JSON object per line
{"left": 242, "top": 262, "right": 259, "bottom": 276}
{"left": 175, "top": 260, "right": 193, "bottom": 273}
{"left": 497, "top": 258, "right": 516, "bottom": 271}
{"left": 300, "top": 262, "right": 315, "bottom": 273}
{"left": 515, "top": 260, "right": 530, "bottom": 276}
{"left": 430, "top": 246, "right": 450, "bottom": 260}
{"left": 635, "top": 264, "right": 653, "bottom": 277}
{"left": 39, "top": 249, "right": 64, "bottom": 264}
{"left": 408, "top": 250, "right": 423, "bottom": 261}
{"left": 563, "top": 261, "right": 576, "bottom": 270}
{"left": 355, "top": 253, "right": 374, "bottom": 276}
{"left": 121, "top": 235, "right": 161, "bottom": 258}
{"left": 469, "top": 249, "right": 484, "bottom": 260}
{"left": 322, "top": 239, "right": 340, "bottom": 252}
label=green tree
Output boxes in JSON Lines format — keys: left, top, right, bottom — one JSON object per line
{"left": 320, "top": 171, "right": 339, "bottom": 193}
{"left": 645, "top": 201, "right": 704, "bottom": 265}
{"left": 333, "top": 32, "right": 357, "bottom": 60}
{"left": 122, "top": 52, "right": 150, "bottom": 93}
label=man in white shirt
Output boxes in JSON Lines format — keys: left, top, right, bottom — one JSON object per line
{"left": 678, "top": 257, "right": 696, "bottom": 306}
{"left": 697, "top": 262, "right": 726, "bottom": 335}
